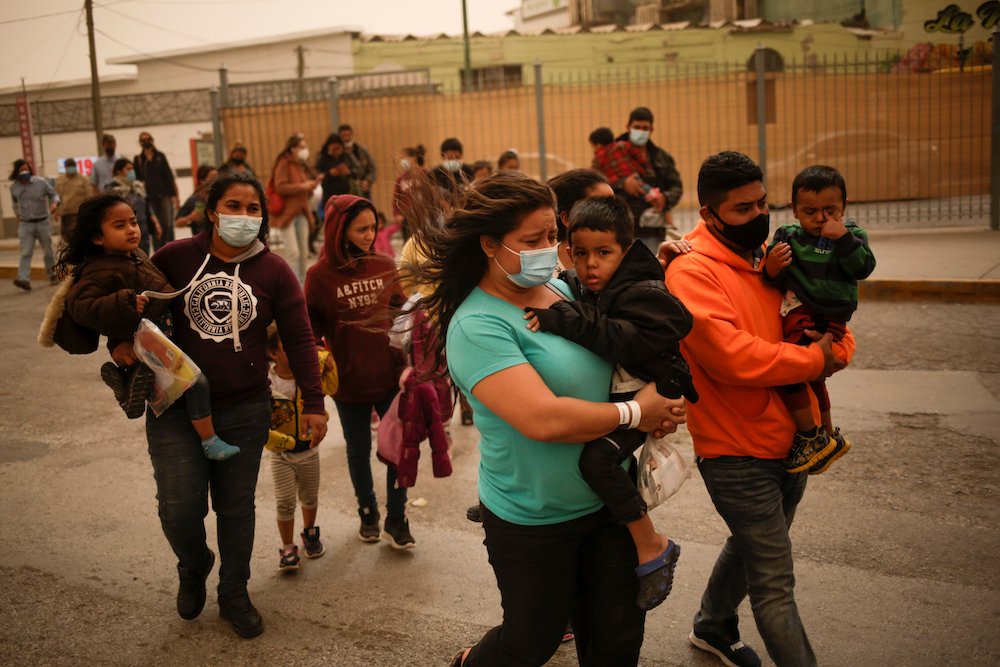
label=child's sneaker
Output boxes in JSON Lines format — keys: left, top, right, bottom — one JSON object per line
{"left": 809, "top": 427, "right": 852, "bottom": 475}
{"left": 301, "top": 526, "right": 325, "bottom": 558}
{"left": 278, "top": 545, "right": 300, "bottom": 572}
{"left": 783, "top": 426, "right": 836, "bottom": 473}
{"left": 358, "top": 507, "right": 381, "bottom": 543}
{"left": 635, "top": 539, "right": 680, "bottom": 610}
{"left": 383, "top": 516, "right": 416, "bottom": 550}
{"left": 102, "top": 362, "right": 155, "bottom": 419}
{"left": 201, "top": 435, "right": 241, "bottom": 461}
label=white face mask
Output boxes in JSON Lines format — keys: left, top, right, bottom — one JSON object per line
{"left": 629, "top": 128, "right": 650, "bottom": 146}
{"left": 216, "top": 213, "right": 263, "bottom": 247}
{"left": 297, "top": 148, "right": 310, "bottom": 162}
{"left": 443, "top": 159, "right": 462, "bottom": 173}
{"left": 400, "top": 158, "right": 412, "bottom": 171}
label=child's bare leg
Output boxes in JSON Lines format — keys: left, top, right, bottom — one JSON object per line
{"left": 277, "top": 518, "right": 296, "bottom": 547}
{"left": 789, "top": 404, "right": 818, "bottom": 433}
{"left": 302, "top": 506, "right": 318, "bottom": 530}
{"left": 820, "top": 409, "right": 833, "bottom": 434}
{"left": 627, "top": 514, "right": 670, "bottom": 565}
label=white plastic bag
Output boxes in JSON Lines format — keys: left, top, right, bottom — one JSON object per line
{"left": 133, "top": 318, "right": 202, "bottom": 416}
{"left": 636, "top": 434, "right": 692, "bottom": 511}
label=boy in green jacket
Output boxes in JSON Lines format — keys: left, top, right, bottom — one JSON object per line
{"left": 764, "top": 165, "right": 876, "bottom": 474}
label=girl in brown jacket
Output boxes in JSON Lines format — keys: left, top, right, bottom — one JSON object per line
{"left": 270, "top": 134, "right": 322, "bottom": 283}
{"left": 45, "top": 194, "right": 240, "bottom": 460}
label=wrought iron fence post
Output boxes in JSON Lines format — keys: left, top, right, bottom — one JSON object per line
{"left": 219, "top": 66, "right": 229, "bottom": 108}
{"left": 755, "top": 43, "right": 768, "bottom": 185}
{"left": 209, "top": 87, "right": 223, "bottom": 167}
{"left": 328, "top": 77, "right": 340, "bottom": 132}
{"left": 991, "top": 30, "right": 999, "bottom": 231}
{"left": 534, "top": 60, "right": 547, "bottom": 183}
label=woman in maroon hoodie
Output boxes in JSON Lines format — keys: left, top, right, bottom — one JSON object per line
{"left": 305, "top": 194, "right": 414, "bottom": 548}
{"left": 110, "top": 172, "right": 327, "bottom": 639}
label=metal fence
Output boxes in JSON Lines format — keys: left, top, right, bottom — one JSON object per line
{"left": 213, "top": 49, "right": 994, "bottom": 230}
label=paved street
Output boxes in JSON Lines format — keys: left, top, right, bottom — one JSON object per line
{"left": 0, "top": 284, "right": 998, "bottom": 665}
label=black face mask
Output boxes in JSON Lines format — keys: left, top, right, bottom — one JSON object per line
{"left": 231, "top": 156, "right": 245, "bottom": 165}
{"left": 104, "top": 147, "right": 115, "bottom": 157}
{"left": 141, "top": 140, "right": 153, "bottom": 150}
{"left": 708, "top": 207, "right": 770, "bottom": 251}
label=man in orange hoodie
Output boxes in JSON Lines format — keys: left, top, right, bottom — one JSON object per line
{"left": 665, "top": 152, "right": 853, "bottom": 667}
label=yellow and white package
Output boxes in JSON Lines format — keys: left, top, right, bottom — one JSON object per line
{"left": 133, "top": 318, "right": 202, "bottom": 416}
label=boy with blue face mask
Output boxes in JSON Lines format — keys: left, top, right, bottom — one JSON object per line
{"left": 524, "top": 195, "right": 698, "bottom": 612}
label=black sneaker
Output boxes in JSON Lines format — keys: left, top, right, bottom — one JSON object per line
{"left": 689, "top": 629, "right": 761, "bottom": 667}
{"left": 176, "top": 549, "right": 214, "bottom": 620}
{"left": 122, "top": 364, "right": 155, "bottom": 419}
{"left": 383, "top": 515, "right": 416, "bottom": 550}
{"left": 466, "top": 503, "right": 483, "bottom": 523}
{"left": 358, "top": 507, "right": 381, "bottom": 543}
{"left": 218, "top": 590, "right": 264, "bottom": 639}
{"left": 101, "top": 362, "right": 127, "bottom": 406}
{"left": 278, "top": 545, "right": 300, "bottom": 572}
{"left": 13, "top": 278, "right": 31, "bottom": 291}
{"left": 301, "top": 526, "right": 325, "bottom": 558}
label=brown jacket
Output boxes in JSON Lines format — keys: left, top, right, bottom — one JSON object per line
{"left": 66, "top": 251, "right": 173, "bottom": 341}
{"left": 270, "top": 154, "right": 314, "bottom": 229}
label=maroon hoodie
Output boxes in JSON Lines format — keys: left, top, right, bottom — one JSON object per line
{"left": 305, "top": 195, "right": 404, "bottom": 403}
{"left": 151, "top": 231, "right": 324, "bottom": 413}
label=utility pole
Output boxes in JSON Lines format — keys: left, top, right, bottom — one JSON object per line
{"left": 85, "top": 0, "right": 103, "bottom": 150}
{"left": 461, "top": 0, "right": 473, "bottom": 93}
{"left": 296, "top": 45, "right": 305, "bottom": 101}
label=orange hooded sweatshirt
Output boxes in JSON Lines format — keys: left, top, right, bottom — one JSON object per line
{"left": 665, "top": 220, "right": 855, "bottom": 460}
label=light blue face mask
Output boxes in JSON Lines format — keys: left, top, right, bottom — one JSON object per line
{"left": 216, "top": 213, "right": 262, "bottom": 247}
{"left": 497, "top": 242, "right": 559, "bottom": 288}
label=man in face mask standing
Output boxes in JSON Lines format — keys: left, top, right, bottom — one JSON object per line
{"left": 338, "top": 124, "right": 376, "bottom": 201}
{"left": 91, "top": 134, "right": 121, "bottom": 194}
{"left": 55, "top": 158, "right": 91, "bottom": 238}
{"left": 664, "top": 152, "right": 854, "bottom": 667}
{"left": 134, "top": 132, "right": 179, "bottom": 250}
{"left": 611, "top": 106, "right": 683, "bottom": 251}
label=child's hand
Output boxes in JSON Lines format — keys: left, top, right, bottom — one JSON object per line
{"left": 523, "top": 310, "right": 541, "bottom": 332}
{"left": 657, "top": 239, "right": 691, "bottom": 270}
{"left": 135, "top": 293, "right": 149, "bottom": 314}
{"left": 765, "top": 242, "right": 792, "bottom": 278}
{"left": 303, "top": 413, "right": 328, "bottom": 448}
{"left": 820, "top": 212, "right": 848, "bottom": 240}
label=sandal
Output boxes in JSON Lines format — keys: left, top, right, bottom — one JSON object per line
{"left": 635, "top": 539, "right": 680, "bottom": 611}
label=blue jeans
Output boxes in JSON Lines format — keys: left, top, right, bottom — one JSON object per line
{"left": 145, "top": 399, "right": 269, "bottom": 596}
{"left": 465, "top": 505, "right": 645, "bottom": 667}
{"left": 693, "top": 456, "right": 816, "bottom": 667}
{"left": 18, "top": 219, "right": 54, "bottom": 282}
{"left": 334, "top": 392, "right": 407, "bottom": 519}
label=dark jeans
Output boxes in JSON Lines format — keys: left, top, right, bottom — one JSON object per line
{"left": 149, "top": 195, "right": 175, "bottom": 250}
{"left": 334, "top": 392, "right": 407, "bottom": 519}
{"left": 146, "top": 398, "right": 269, "bottom": 596}
{"left": 464, "top": 505, "right": 645, "bottom": 667}
{"left": 693, "top": 456, "right": 816, "bottom": 667}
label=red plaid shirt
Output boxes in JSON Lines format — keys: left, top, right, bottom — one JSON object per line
{"left": 592, "top": 141, "right": 653, "bottom": 184}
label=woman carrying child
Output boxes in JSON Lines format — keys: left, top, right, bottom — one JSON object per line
{"left": 112, "top": 173, "right": 327, "bottom": 639}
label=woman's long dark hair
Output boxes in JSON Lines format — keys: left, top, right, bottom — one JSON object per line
{"left": 402, "top": 170, "right": 556, "bottom": 364}
{"left": 202, "top": 172, "right": 270, "bottom": 242}
{"left": 54, "top": 194, "right": 129, "bottom": 276}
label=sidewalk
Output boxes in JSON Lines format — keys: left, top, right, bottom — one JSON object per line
{"left": 2, "top": 225, "right": 998, "bottom": 302}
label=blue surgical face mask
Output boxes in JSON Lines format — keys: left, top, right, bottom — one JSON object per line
{"left": 629, "top": 128, "right": 650, "bottom": 146}
{"left": 66, "top": 166, "right": 78, "bottom": 175}
{"left": 496, "top": 242, "right": 559, "bottom": 288}
{"left": 125, "top": 169, "right": 136, "bottom": 181}
{"left": 216, "top": 213, "right": 263, "bottom": 247}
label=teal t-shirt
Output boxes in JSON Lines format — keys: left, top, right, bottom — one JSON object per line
{"left": 446, "top": 280, "right": 614, "bottom": 526}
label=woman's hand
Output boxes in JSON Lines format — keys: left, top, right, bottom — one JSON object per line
{"left": 633, "top": 382, "right": 686, "bottom": 435}
{"left": 303, "top": 413, "right": 328, "bottom": 448}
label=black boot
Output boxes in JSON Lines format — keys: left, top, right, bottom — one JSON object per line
{"left": 218, "top": 589, "right": 264, "bottom": 639}
{"left": 176, "top": 549, "right": 214, "bottom": 620}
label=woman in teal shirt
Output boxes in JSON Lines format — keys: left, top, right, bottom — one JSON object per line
{"left": 405, "top": 172, "right": 686, "bottom": 666}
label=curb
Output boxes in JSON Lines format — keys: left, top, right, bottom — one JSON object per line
{"left": 860, "top": 279, "right": 1000, "bottom": 304}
